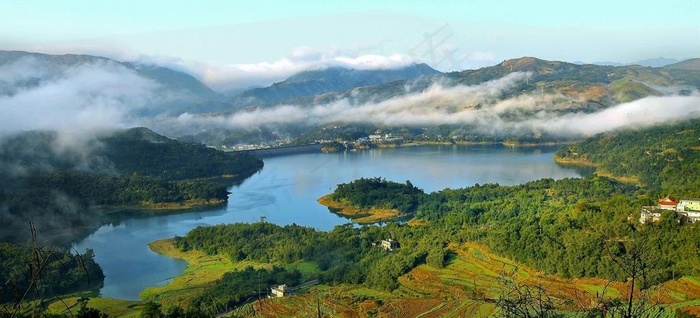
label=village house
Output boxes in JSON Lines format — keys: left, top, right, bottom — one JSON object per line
{"left": 270, "top": 284, "right": 289, "bottom": 298}
{"left": 640, "top": 197, "right": 700, "bottom": 224}
{"left": 380, "top": 239, "right": 399, "bottom": 251}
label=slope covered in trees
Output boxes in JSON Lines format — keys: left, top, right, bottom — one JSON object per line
{"left": 166, "top": 119, "right": 700, "bottom": 316}
{"left": 0, "top": 127, "right": 264, "bottom": 243}
{"left": 175, "top": 222, "right": 443, "bottom": 293}
{"left": 555, "top": 118, "right": 700, "bottom": 197}
{"left": 97, "top": 127, "right": 263, "bottom": 181}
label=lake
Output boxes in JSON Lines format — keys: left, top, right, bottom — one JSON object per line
{"left": 73, "top": 144, "right": 591, "bottom": 300}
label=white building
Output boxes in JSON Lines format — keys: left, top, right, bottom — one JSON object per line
{"left": 270, "top": 284, "right": 288, "bottom": 298}
{"left": 380, "top": 239, "right": 399, "bottom": 251}
{"left": 677, "top": 199, "right": 700, "bottom": 223}
{"left": 640, "top": 198, "right": 700, "bottom": 224}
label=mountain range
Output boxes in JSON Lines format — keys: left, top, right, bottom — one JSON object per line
{"left": 3, "top": 50, "right": 700, "bottom": 147}
{"left": 226, "top": 63, "right": 440, "bottom": 109}
{"left": 226, "top": 56, "right": 700, "bottom": 113}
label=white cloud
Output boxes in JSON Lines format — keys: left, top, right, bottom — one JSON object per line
{"left": 536, "top": 95, "right": 700, "bottom": 136}
{"left": 0, "top": 57, "right": 158, "bottom": 135}
{"left": 180, "top": 47, "right": 420, "bottom": 93}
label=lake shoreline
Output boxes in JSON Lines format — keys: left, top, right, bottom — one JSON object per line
{"left": 317, "top": 195, "right": 401, "bottom": 223}
{"left": 322, "top": 140, "right": 576, "bottom": 153}
{"left": 76, "top": 144, "right": 589, "bottom": 301}
{"left": 553, "top": 155, "right": 641, "bottom": 185}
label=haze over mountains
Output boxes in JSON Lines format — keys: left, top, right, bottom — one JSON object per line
{"left": 2, "top": 50, "right": 700, "bottom": 147}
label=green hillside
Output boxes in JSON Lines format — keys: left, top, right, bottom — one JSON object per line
{"left": 0, "top": 128, "right": 263, "bottom": 243}
{"left": 147, "top": 119, "right": 700, "bottom": 317}
{"left": 555, "top": 118, "right": 700, "bottom": 197}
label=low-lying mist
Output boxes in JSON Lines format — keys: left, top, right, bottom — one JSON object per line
{"left": 172, "top": 72, "right": 700, "bottom": 138}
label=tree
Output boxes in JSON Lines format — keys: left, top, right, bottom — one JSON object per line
{"left": 494, "top": 267, "right": 566, "bottom": 318}
{"left": 140, "top": 301, "right": 163, "bottom": 318}
{"left": 426, "top": 247, "right": 446, "bottom": 269}
{"left": 604, "top": 232, "right": 668, "bottom": 318}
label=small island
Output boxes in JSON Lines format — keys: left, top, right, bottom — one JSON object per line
{"left": 317, "top": 195, "right": 400, "bottom": 223}
{"left": 318, "top": 177, "right": 424, "bottom": 223}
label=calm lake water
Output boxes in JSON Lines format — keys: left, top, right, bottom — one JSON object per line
{"left": 73, "top": 144, "right": 590, "bottom": 300}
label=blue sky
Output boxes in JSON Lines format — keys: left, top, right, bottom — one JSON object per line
{"left": 2, "top": 0, "right": 699, "bottom": 89}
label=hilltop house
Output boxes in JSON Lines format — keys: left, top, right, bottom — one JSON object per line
{"left": 640, "top": 197, "right": 700, "bottom": 224}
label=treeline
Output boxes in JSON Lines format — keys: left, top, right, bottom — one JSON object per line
{"left": 329, "top": 177, "right": 425, "bottom": 213}
{"left": 0, "top": 243, "right": 104, "bottom": 304}
{"left": 25, "top": 171, "right": 230, "bottom": 205}
{"left": 0, "top": 172, "right": 229, "bottom": 243}
{"left": 0, "top": 127, "right": 263, "bottom": 182}
{"left": 175, "top": 222, "right": 448, "bottom": 292}
{"left": 294, "top": 123, "right": 571, "bottom": 145}
{"left": 555, "top": 118, "right": 700, "bottom": 197}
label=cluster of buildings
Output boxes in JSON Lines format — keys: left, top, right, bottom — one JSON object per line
{"left": 640, "top": 197, "right": 700, "bottom": 224}
{"left": 366, "top": 133, "right": 404, "bottom": 143}
{"left": 224, "top": 139, "right": 293, "bottom": 151}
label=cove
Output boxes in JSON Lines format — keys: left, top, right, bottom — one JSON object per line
{"left": 73, "top": 144, "right": 591, "bottom": 300}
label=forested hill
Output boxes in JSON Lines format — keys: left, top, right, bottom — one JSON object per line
{"left": 97, "top": 127, "right": 263, "bottom": 181}
{"left": 555, "top": 118, "right": 700, "bottom": 197}
{"left": 228, "top": 63, "right": 440, "bottom": 108}
{"left": 0, "top": 127, "right": 264, "bottom": 243}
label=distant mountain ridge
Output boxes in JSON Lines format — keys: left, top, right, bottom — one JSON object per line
{"left": 177, "top": 56, "right": 700, "bottom": 147}
{"left": 298, "top": 56, "right": 700, "bottom": 109}
{"left": 574, "top": 57, "right": 681, "bottom": 67}
{"left": 665, "top": 58, "right": 700, "bottom": 70}
{"left": 228, "top": 63, "right": 441, "bottom": 109}
{"left": 0, "top": 50, "right": 225, "bottom": 115}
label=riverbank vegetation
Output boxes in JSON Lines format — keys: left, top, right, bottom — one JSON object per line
{"left": 6, "top": 119, "right": 700, "bottom": 316}
{"left": 555, "top": 118, "right": 700, "bottom": 196}
{"left": 317, "top": 195, "right": 400, "bottom": 223}
{"left": 146, "top": 118, "right": 700, "bottom": 316}
{"left": 327, "top": 177, "right": 424, "bottom": 214}
{"left": 0, "top": 127, "right": 264, "bottom": 314}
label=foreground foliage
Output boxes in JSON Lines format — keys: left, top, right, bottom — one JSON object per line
{"left": 0, "top": 241, "right": 104, "bottom": 314}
